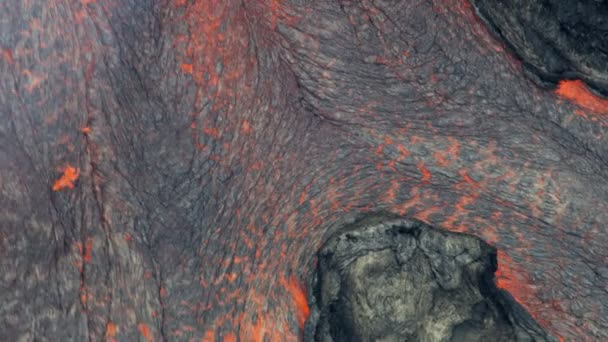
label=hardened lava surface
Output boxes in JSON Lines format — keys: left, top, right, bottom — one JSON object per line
{"left": 471, "top": 0, "right": 608, "bottom": 96}
{"left": 306, "top": 215, "right": 553, "bottom": 342}
{"left": 1, "top": 0, "right": 607, "bottom": 341}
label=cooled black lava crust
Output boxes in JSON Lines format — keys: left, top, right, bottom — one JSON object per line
{"left": 471, "top": 0, "right": 608, "bottom": 96}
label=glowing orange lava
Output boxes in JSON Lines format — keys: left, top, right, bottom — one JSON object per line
{"left": 138, "top": 323, "right": 152, "bottom": 342}
{"left": 52, "top": 165, "right": 80, "bottom": 191}
{"left": 555, "top": 80, "right": 608, "bottom": 114}
{"left": 105, "top": 322, "right": 117, "bottom": 340}
{"left": 282, "top": 276, "right": 310, "bottom": 329}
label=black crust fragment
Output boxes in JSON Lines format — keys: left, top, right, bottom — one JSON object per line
{"left": 471, "top": 0, "right": 608, "bottom": 96}
{"left": 305, "top": 214, "right": 555, "bottom": 342}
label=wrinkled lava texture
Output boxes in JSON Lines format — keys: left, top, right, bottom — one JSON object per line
{"left": 1, "top": 0, "right": 607, "bottom": 341}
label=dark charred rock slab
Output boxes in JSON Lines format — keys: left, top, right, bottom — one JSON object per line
{"left": 471, "top": 0, "right": 608, "bottom": 96}
{"left": 306, "top": 214, "right": 554, "bottom": 342}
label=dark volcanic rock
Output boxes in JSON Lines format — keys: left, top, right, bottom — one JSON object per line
{"left": 306, "top": 214, "right": 554, "bottom": 342}
{"left": 471, "top": 0, "right": 608, "bottom": 96}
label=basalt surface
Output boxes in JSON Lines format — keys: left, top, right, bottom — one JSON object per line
{"left": 1, "top": 0, "right": 607, "bottom": 341}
